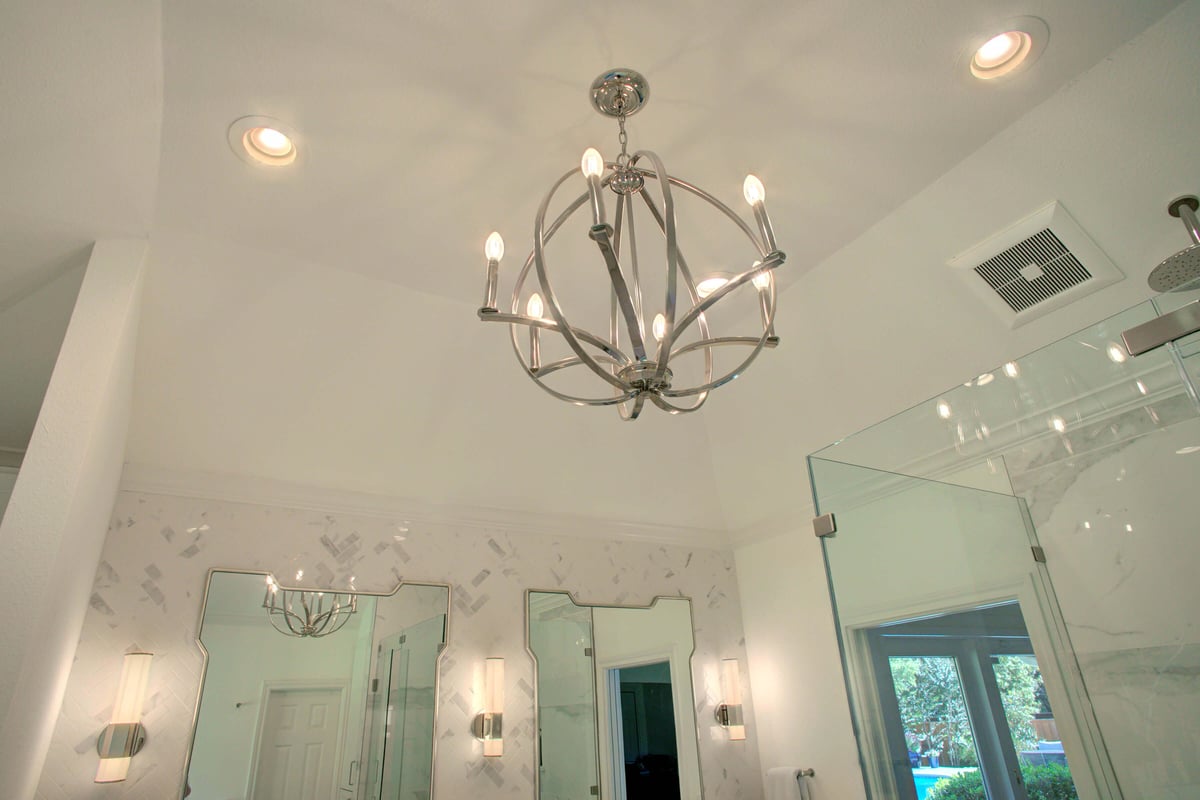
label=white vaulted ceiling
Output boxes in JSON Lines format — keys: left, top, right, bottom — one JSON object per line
{"left": 4, "top": 0, "right": 1199, "bottom": 539}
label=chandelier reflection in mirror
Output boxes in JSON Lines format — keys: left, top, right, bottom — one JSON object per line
{"left": 478, "top": 69, "right": 785, "bottom": 420}
{"left": 262, "top": 575, "right": 357, "bottom": 638}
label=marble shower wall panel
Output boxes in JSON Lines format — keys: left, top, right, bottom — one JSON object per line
{"left": 1010, "top": 415, "right": 1200, "bottom": 798}
{"left": 1076, "top": 644, "right": 1200, "bottom": 800}
{"left": 35, "top": 491, "right": 761, "bottom": 800}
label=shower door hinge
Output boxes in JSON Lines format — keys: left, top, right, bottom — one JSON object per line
{"left": 813, "top": 513, "right": 837, "bottom": 538}
{"left": 590, "top": 786, "right": 599, "bottom": 796}
{"left": 584, "top": 647, "right": 593, "bottom": 657}
{"left": 1031, "top": 545, "right": 1047, "bottom": 563}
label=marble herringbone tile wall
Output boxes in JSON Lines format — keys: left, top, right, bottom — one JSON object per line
{"left": 37, "top": 491, "right": 762, "bottom": 799}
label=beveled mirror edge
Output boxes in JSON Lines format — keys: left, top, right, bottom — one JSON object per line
{"left": 523, "top": 588, "right": 706, "bottom": 800}
{"left": 178, "top": 567, "right": 453, "bottom": 800}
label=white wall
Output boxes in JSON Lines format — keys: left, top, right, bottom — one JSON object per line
{"left": 0, "top": 467, "right": 18, "bottom": 524}
{"left": 735, "top": 528, "right": 868, "bottom": 800}
{"left": 0, "top": 240, "right": 146, "bottom": 800}
{"left": 37, "top": 489, "right": 761, "bottom": 800}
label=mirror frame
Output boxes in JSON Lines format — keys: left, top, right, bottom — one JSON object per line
{"left": 524, "top": 588, "right": 705, "bottom": 800}
{"left": 179, "top": 567, "right": 453, "bottom": 800}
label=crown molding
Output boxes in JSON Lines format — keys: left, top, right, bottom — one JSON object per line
{"left": 0, "top": 447, "right": 24, "bottom": 470}
{"left": 727, "top": 504, "right": 817, "bottom": 549}
{"left": 119, "top": 463, "right": 731, "bottom": 551}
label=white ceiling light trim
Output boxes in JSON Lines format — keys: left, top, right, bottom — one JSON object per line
{"left": 960, "top": 17, "right": 1049, "bottom": 83}
{"left": 226, "top": 115, "right": 299, "bottom": 167}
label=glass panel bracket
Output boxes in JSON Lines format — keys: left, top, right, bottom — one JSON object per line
{"left": 1121, "top": 299, "right": 1200, "bottom": 355}
{"left": 812, "top": 513, "right": 837, "bottom": 538}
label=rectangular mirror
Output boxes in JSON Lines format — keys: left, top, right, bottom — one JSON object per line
{"left": 182, "top": 570, "right": 449, "bottom": 800}
{"left": 527, "top": 591, "right": 702, "bottom": 800}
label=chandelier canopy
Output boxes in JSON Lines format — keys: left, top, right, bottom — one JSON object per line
{"left": 478, "top": 69, "right": 785, "bottom": 420}
{"left": 262, "top": 576, "right": 357, "bottom": 638}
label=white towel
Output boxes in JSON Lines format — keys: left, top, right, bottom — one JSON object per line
{"left": 765, "top": 767, "right": 812, "bottom": 800}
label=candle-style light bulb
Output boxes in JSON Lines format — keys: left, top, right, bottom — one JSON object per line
{"left": 743, "top": 174, "right": 765, "bottom": 206}
{"left": 527, "top": 293, "right": 544, "bottom": 319}
{"left": 481, "top": 231, "right": 504, "bottom": 312}
{"left": 527, "top": 293, "right": 544, "bottom": 371}
{"left": 582, "top": 148, "right": 606, "bottom": 225}
{"left": 581, "top": 148, "right": 604, "bottom": 178}
{"left": 485, "top": 231, "right": 504, "bottom": 262}
{"left": 652, "top": 313, "right": 667, "bottom": 342}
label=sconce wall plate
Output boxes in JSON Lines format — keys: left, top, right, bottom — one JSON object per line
{"left": 96, "top": 722, "right": 146, "bottom": 759}
{"left": 714, "top": 703, "right": 744, "bottom": 728}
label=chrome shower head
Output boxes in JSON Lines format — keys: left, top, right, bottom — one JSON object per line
{"left": 1148, "top": 195, "right": 1200, "bottom": 293}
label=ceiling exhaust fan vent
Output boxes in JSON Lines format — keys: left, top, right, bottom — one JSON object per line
{"left": 949, "top": 202, "right": 1123, "bottom": 328}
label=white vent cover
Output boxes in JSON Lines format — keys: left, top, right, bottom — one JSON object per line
{"left": 949, "top": 202, "right": 1123, "bottom": 328}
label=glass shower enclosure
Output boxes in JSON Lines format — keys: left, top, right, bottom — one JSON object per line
{"left": 811, "top": 286, "right": 1200, "bottom": 800}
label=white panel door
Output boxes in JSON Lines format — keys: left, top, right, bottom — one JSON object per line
{"left": 252, "top": 687, "right": 343, "bottom": 800}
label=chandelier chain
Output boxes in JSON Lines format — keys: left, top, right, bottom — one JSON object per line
{"left": 617, "top": 114, "right": 630, "bottom": 166}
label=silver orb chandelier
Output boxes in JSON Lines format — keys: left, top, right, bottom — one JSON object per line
{"left": 477, "top": 68, "right": 785, "bottom": 420}
{"left": 263, "top": 576, "right": 357, "bottom": 638}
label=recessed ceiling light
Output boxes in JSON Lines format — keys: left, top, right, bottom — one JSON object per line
{"left": 1176, "top": 445, "right": 1200, "bottom": 455}
{"left": 1003, "top": 361, "right": 1020, "bottom": 378}
{"left": 936, "top": 399, "right": 953, "bottom": 419}
{"left": 246, "top": 126, "right": 294, "bottom": 159}
{"left": 966, "top": 18, "right": 1047, "bottom": 81}
{"left": 1049, "top": 415, "right": 1067, "bottom": 433}
{"left": 1106, "top": 342, "right": 1128, "bottom": 363}
{"left": 227, "top": 116, "right": 299, "bottom": 167}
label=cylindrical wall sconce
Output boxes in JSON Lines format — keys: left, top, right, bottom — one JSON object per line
{"left": 715, "top": 658, "right": 746, "bottom": 740}
{"left": 472, "top": 657, "right": 504, "bottom": 756}
{"left": 95, "top": 651, "right": 153, "bottom": 782}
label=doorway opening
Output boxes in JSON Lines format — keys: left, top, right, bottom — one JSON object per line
{"left": 607, "top": 661, "right": 681, "bottom": 800}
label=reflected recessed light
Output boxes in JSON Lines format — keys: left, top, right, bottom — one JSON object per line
{"left": 1049, "top": 415, "right": 1067, "bottom": 433}
{"left": 1082, "top": 521, "right": 1091, "bottom": 530}
{"left": 1106, "top": 342, "right": 1128, "bottom": 364}
{"left": 967, "top": 18, "right": 1047, "bottom": 81}
{"left": 1176, "top": 445, "right": 1200, "bottom": 455}
{"left": 975, "top": 372, "right": 994, "bottom": 386}
{"left": 1124, "top": 523, "right": 1134, "bottom": 533}
{"left": 936, "top": 399, "right": 953, "bottom": 419}
{"left": 697, "top": 276, "right": 730, "bottom": 298}
{"left": 227, "top": 116, "right": 299, "bottom": 167}
{"left": 1003, "top": 361, "right": 1020, "bottom": 378}
{"left": 1136, "top": 380, "right": 1148, "bottom": 395}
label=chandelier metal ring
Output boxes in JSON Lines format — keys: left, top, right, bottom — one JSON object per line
{"left": 478, "top": 69, "right": 785, "bottom": 420}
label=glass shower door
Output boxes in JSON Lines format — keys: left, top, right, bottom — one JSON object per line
{"left": 810, "top": 457, "right": 1119, "bottom": 800}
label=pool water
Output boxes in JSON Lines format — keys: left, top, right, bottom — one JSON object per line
{"left": 911, "top": 767, "right": 977, "bottom": 799}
